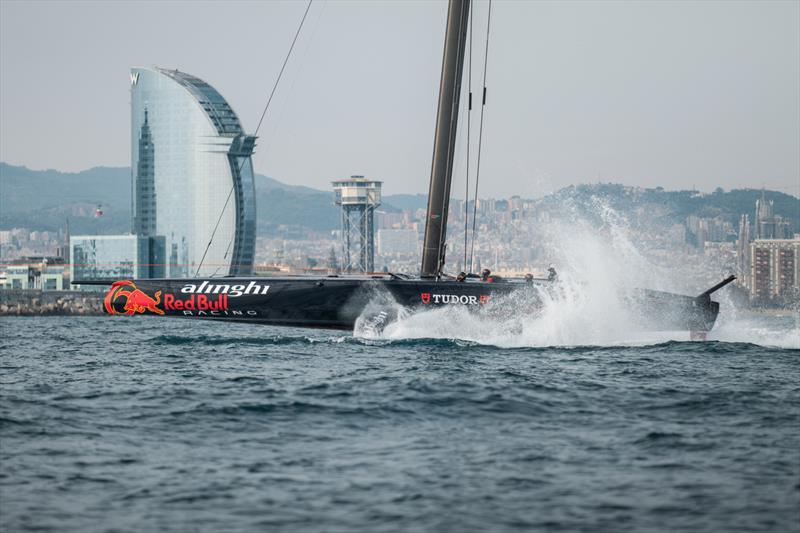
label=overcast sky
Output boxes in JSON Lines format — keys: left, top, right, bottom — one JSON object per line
{"left": 1, "top": 0, "right": 798, "bottom": 197}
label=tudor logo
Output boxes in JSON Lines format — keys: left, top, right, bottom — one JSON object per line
{"left": 130, "top": 72, "right": 139, "bottom": 86}
{"left": 420, "top": 293, "right": 490, "bottom": 305}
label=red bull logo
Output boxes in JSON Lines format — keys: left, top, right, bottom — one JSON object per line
{"left": 104, "top": 280, "right": 165, "bottom": 316}
{"left": 163, "top": 293, "right": 228, "bottom": 311}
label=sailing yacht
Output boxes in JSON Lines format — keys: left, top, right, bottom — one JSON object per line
{"left": 91, "top": 0, "right": 735, "bottom": 337}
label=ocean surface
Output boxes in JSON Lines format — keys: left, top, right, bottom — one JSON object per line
{"left": 1, "top": 315, "right": 798, "bottom": 532}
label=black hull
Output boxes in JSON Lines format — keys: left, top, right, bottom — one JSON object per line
{"left": 99, "top": 275, "right": 733, "bottom": 334}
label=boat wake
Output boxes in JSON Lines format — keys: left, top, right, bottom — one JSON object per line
{"left": 355, "top": 207, "right": 799, "bottom": 349}
{"left": 356, "top": 293, "right": 798, "bottom": 349}
{"left": 710, "top": 306, "right": 799, "bottom": 349}
{"left": 354, "top": 280, "right": 681, "bottom": 348}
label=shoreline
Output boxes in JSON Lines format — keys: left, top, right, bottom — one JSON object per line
{"left": 0, "top": 289, "right": 796, "bottom": 318}
{"left": 0, "top": 290, "right": 103, "bottom": 316}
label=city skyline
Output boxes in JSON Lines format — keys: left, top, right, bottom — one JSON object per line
{"left": 1, "top": 0, "right": 798, "bottom": 198}
{"left": 4, "top": 176, "right": 798, "bottom": 304}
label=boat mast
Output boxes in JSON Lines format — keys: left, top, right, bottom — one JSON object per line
{"left": 420, "top": 0, "right": 471, "bottom": 278}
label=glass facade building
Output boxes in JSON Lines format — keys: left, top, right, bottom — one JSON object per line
{"left": 70, "top": 235, "right": 166, "bottom": 285}
{"left": 131, "top": 67, "right": 256, "bottom": 277}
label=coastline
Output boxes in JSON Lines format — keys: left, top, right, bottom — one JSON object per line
{"left": 0, "top": 288, "right": 796, "bottom": 318}
{"left": 0, "top": 290, "right": 103, "bottom": 316}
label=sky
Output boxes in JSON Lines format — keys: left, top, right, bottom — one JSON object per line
{"left": 1, "top": 0, "right": 798, "bottom": 198}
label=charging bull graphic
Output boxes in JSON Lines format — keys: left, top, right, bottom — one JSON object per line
{"left": 104, "top": 280, "right": 165, "bottom": 316}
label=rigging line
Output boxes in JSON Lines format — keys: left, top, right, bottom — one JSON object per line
{"left": 469, "top": 0, "right": 492, "bottom": 273}
{"left": 195, "top": 0, "right": 314, "bottom": 278}
{"left": 436, "top": 0, "right": 470, "bottom": 277}
{"left": 254, "top": 0, "right": 314, "bottom": 136}
{"left": 463, "top": 0, "right": 473, "bottom": 272}
{"left": 211, "top": 224, "right": 237, "bottom": 277}
{"left": 259, "top": 0, "right": 326, "bottom": 157}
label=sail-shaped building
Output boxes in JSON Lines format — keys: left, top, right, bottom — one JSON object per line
{"left": 130, "top": 67, "right": 256, "bottom": 277}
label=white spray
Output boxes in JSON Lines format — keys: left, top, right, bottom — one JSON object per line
{"left": 356, "top": 200, "right": 799, "bottom": 348}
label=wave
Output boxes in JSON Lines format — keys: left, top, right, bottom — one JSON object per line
{"left": 146, "top": 329, "right": 796, "bottom": 355}
{"left": 150, "top": 333, "right": 350, "bottom": 347}
{"left": 711, "top": 311, "right": 799, "bottom": 349}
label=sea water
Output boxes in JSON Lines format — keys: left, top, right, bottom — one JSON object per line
{"left": 1, "top": 314, "right": 798, "bottom": 532}
{"left": 2, "top": 210, "right": 798, "bottom": 531}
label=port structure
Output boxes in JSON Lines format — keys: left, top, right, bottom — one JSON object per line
{"left": 332, "top": 176, "right": 382, "bottom": 273}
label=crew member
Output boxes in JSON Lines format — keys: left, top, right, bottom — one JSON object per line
{"left": 481, "top": 269, "right": 492, "bottom": 282}
{"left": 456, "top": 272, "right": 467, "bottom": 282}
{"left": 547, "top": 267, "right": 558, "bottom": 282}
{"left": 524, "top": 273, "right": 534, "bottom": 283}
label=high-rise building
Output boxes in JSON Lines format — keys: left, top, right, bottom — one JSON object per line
{"left": 133, "top": 109, "right": 156, "bottom": 236}
{"left": 755, "top": 190, "right": 792, "bottom": 239}
{"left": 755, "top": 190, "right": 775, "bottom": 239}
{"left": 130, "top": 67, "right": 257, "bottom": 277}
{"left": 748, "top": 237, "right": 800, "bottom": 302}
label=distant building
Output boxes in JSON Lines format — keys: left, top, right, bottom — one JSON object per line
{"left": 377, "top": 229, "right": 418, "bottom": 256}
{"left": 70, "top": 235, "right": 165, "bottom": 285}
{"left": 133, "top": 109, "right": 157, "bottom": 236}
{"left": 1, "top": 258, "right": 66, "bottom": 291}
{"left": 130, "top": 67, "right": 257, "bottom": 276}
{"left": 736, "top": 192, "right": 796, "bottom": 294}
{"left": 41, "top": 265, "right": 66, "bottom": 291}
{"left": 332, "top": 176, "right": 382, "bottom": 272}
{"left": 685, "top": 215, "right": 709, "bottom": 248}
{"left": 375, "top": 211, "right": 406, "bottom": 230}
{"left": 4, "top": 266, "right": 36, "bottom": 290}
{"left": 686, "top": 215, "right": 735, "bottom": 249}
{"left": 755, "top": 190, "right": 792, "bottom": 239}
{"left": 449, "top": 199, "right": 464, "bottom": 221}
{"left": 748, "top": 237, "right": 800, "bottom": 302}
{"left": 755, "top": 191, "right": 774, "bottom": 238}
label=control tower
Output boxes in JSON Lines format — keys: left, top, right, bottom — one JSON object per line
{"left": 332, "top": 176, "right": 382, "bottom": 272}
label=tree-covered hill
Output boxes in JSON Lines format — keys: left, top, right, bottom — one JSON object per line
{"left": 545, "top": 183, "right": 799, "bottom": 232}
{"left": 2, "top": 163, "right": 797, "bottom": 236}
{"left": 0, "top": 163, "right": 405, "bottom": 235}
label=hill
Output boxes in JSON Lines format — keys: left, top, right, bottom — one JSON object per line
{"left": 543, "top": 183, "right": 799, "bottom": 232}
{"left": 0, "top": 163, "right": 132, "bottom": 234}
{"left": 2, "top": 163, "right": 797, "bottom": 236}
{"left": 0, "top": 163, "right": 404, "bottom": 235}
